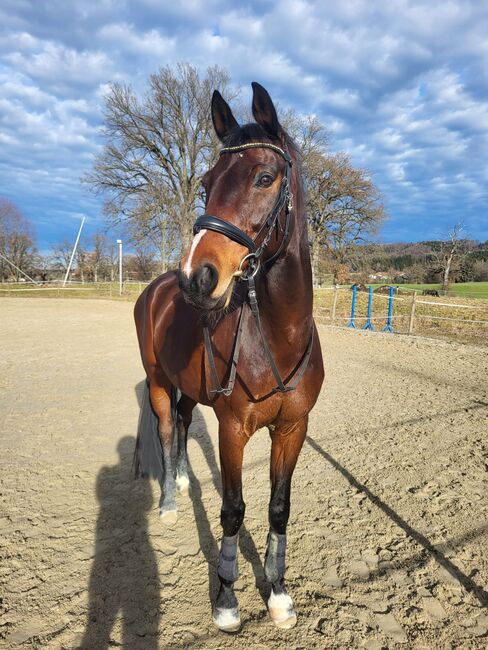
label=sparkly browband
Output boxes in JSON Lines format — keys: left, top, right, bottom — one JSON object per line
{"left": 220, "top": 142, "right": 291, "bottom": 163}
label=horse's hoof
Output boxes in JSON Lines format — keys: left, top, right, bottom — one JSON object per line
{"left": 212, "top": 606, "right": 241, "bottom": 633}
{"left": 176, "top": 473, "right": 190, "bottom": 496}
{"left": 159, "top": 508, "right": 177, "bottom": 525}
{"left": 268, "top": 591, "right": 297, "bottom": 629}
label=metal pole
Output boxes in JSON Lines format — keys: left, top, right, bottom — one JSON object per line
{"left": 383, "top": 286, "right": 395, "bottom": 333}
{"left": 117, "top": 239, "right": 123, "bottom": 295}
{"left": 63, "top": 216, "right": 85, "bottom": 286}
{"left": 408, "top": 291, "right": 417, "bottom": 335}
{"left": 362, "top": 286, "right": 374, "bottom": 330}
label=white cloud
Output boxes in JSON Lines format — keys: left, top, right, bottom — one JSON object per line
{"left": 0, "top": 0, "right": 487, "bottom": 245}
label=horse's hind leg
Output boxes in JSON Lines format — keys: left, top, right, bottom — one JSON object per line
{"left": 175, "top": 393, "right": 196, "bottom": 495}
{"left": 148, "top": 379, "right": 178, "bottom": 524}
{"left": 265, "top": 416, "right": 307, "bottom": 629}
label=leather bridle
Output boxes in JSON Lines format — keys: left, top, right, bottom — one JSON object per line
{"left": 193, "top": 141, "right": 294, "bottom": 277}
{"left": 192, "top": 141, "right": 314, "bottom": 397}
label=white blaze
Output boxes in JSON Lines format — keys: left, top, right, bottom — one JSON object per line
{"left": 182, "top": 229, "right": 207, "bottom": 277}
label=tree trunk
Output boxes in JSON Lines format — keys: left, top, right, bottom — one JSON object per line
{"left": 442, "top": 250, "right": 454, "bottom": 292}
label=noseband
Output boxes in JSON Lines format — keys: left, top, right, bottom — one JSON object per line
{"left": 192, "top": 141, "right": 313, "bottom": 398}
{"left": 193, "top": 142, "right": 293, "bottom": 277}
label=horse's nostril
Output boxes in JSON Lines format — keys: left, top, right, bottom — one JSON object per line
{"left": 190, "top": 263, "right": 218, "bottom": 295}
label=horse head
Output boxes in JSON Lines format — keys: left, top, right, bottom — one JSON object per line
{"left": 178, "top": 82, "right": 293, "bottom": 312}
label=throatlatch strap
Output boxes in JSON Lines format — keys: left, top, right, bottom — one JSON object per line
{"left": 217, "top": 534, "right": 239, "bottom": 582}
{"left": 264, "top": 531, "right": 287, "bottom": 583}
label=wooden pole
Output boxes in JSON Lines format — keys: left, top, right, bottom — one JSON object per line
{"left": 331, "top": 285, "right": 338, "bottom": 321}
{"left": 408, "top": 291, "right": 417, "bottom": 334}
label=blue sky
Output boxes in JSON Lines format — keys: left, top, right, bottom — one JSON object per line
{"left": 1, "top": 0, "right": 487, "bottom": 251}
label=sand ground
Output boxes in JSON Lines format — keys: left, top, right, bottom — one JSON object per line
{"left": 1, "top": 298, "right": 487, "bottom": 649}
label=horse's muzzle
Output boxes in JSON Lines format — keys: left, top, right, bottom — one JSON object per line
{"left": 178, "top": 263, "right": 222, "bottom": 311}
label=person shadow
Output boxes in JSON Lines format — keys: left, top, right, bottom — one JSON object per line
{"left": 79, "top": 435, "right": 160, "bottom": 649}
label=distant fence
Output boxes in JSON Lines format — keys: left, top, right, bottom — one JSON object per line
{"left": 0, "top": 281, "right": 149, "bottom": 298}
{"left": 1, "top": 280, "right": 487, "bottom": 345}
{"left": 314, "top": 286, "right": 488, "bottom": 345}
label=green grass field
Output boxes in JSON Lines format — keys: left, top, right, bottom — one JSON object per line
{"left": 370, "top": 282, "right": 488, "bottom": 300}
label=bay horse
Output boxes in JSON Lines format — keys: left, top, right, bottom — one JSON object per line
{"left": 134, "top": 82, "right": 324, "bottom": 632}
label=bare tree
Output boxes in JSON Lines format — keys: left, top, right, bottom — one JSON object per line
{"left": 277, "top": 113, "right": 385, "bottom": 281}
{"left": 431, "top": 224, "right": 472, "bottom": 291}
{"left": 84, "top": 63, "right": 236, "bottom": 258}
{"left": 75, "top": 241, "right": 88, "bottom": 283}
{"left": 85, "top": 66, "right": 385, "bottom": 277}
{"left": 51, "top": 240, "right": 74, "bottom": 272}
{"left": 0, "top": 198, "right": 36, "bottom": 281}
{"left": 307, "top": 151, "right": 385, "bottom": 266}
{"left": 91, "top": 232, "right": 108, "bottom": 282}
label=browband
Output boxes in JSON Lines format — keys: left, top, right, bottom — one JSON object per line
{"left": 219, "top": 142, "right": 292, "bottom": 164}
{"left": 193, "top": 215, "right": 257, "bottom": 252}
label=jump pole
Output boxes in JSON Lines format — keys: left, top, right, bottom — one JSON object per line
{"left": 362, "top": 286, "right": 374, "bottom": 330}
{"left": 383, "top": 286, "right": 394, "bottom": 333}
{"left": 63, "top": 216, "right": 85, "bottom": 287}
{"left": 348, "top": 285, "right": 357, "bottom": 328}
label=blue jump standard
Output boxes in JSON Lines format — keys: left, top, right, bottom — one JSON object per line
{"left": 362, "top": 286, "right": 374, "bottom": 331}
{"left": 383, "top": 286, "right": 394, "bottom": 333}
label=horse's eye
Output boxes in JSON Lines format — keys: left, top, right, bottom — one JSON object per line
{"left": 257, "top": 174, "right": 274, "bottom": 188}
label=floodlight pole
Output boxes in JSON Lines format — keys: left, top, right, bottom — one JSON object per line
{"left": 117, "top": 239, "right": 123, "bottom": 295}
{"left": 63, "top": 216, "right": 85, "bottom": 287}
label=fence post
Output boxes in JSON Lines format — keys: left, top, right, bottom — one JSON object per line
{"left": 348, "top": 285, "right": 357, "bottom": 328}
{"left": 331, "top": 285, "right": 338, "bottom": 322}
{"left": 408, "top": 291, "right": 417, "bottom": 334}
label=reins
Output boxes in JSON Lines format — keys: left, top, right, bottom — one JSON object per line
{"left": 194, "top": 141, "right": 314, "bottom": 397}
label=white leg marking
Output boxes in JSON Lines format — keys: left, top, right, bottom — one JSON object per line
{"left": 268, "top": 590, "right": 297, "bottom": 629}
{"left": 183, "top": 229, "right": 207, "bottom": 277}
{"left": 176, "top": 472, "right": 190, "bottom": 495}
{"left": 159, "top": 508, "right": 178, "bottom": 525}
{"left": 212, "top": 606, "right": 241, "bottom": 632}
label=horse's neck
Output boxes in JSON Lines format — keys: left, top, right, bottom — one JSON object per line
{"left": 258, "top": 216, "right": 313, "bottom": 342}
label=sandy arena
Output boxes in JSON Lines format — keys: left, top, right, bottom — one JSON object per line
{"left": 1, "top": 298, "right": 487, "bottom": 649}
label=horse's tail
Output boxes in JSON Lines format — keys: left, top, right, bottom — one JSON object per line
{"left": 133, "top": 380, "right": 178, "bottom": 481}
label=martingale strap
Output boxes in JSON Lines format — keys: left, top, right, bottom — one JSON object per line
{"left": 203, "top": 275, "right": 314, "bottom": 397}
{"left": 247, "top": 275, "right": 314, "bottom": 395}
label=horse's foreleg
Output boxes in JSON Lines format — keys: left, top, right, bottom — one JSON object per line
{"left": 175, "top": 394, "right": 195, "bottom": 495}
{"left": 149, "top": 382, "right": 178, "bottom": 524}
{"left": 212, "top": 422, "right": 247, "bottom": 633}
{"left": 265, "top": 416, "right": 307, "bottom": 629}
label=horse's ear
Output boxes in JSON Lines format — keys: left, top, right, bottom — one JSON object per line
{"left": 211, "top": 90, "right": 239, "bottom": 142}
{"left": 251, "top": 82, "right": 281, "bottom": 137}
